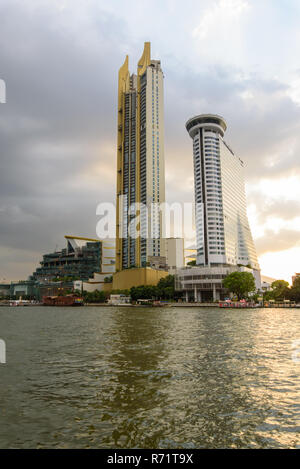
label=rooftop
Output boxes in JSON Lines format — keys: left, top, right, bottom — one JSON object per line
{"left": 186, "top": 114, "right": 227, "bottom": 138}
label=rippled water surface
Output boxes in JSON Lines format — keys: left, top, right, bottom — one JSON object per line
{"left": 0, "top": 306, "right": 299, "bottom": 448}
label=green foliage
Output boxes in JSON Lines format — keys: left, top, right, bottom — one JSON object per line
{"left": 52, "top": 275, "right": 80, "bottom": 283}
{"left": 156, "top": 275, "right": 176, "bottom": 299}
{"left": 270, "top": 280, "right": 290, "bottom": 301}
{"left": 288, "top": 277, "right": 300, "bottom": 302}
{"left": 187, "top": 260, "right": 196, "bottom": 266}
{"left": 130, "top": 285, "right": 157, "bottom": 301}
{"left": 293, "top": 277, "right": 300, "bottom": 288}
{"left": 104, "top": 276, "right": 113, "bottom": 283}
{"left": 263, "top": 290, "right": 274, "bottom": 301}
{"left": 251, "top": 293, "right": 260, "bottom": 303}
{"left": 261, "top": 278, "right": 299, "bottom": 303}
{"left": 129, "top": 275, "right": 180, "bottom": 302}
{"left": 82, "top": 289, "right": 106, "bottom": 303}
{"left": 223, "top": 271, "right": 256, "bottom": 300}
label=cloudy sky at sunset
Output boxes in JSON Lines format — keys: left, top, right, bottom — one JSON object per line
{"left": 1, "top": 0, "right": 300, "bottom": 283}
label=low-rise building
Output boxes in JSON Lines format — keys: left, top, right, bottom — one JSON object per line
{"left": 261, "top": 281, "right": 272, "bottom": 291}
{"left": 31, "top": 236, "right": 102, "bottom": 282}
{"left": 37, "top": 281, "right": 74, "bottom": 300}
{"left": 1, "top": 280, "right": 40, "bottom": 299}
{"left": 176, "top": 265, "right": 261, "bottom": 302}
{"left": 0, "top": 283, "right": 11, "bottom": 297}
{"left": 108, "top": 294, "right": 131, "bottom": 305}
{"left": 113, "top": 267, "right": 169, "bottom": 291}
{"left": 147, "top": 256, "right": 168, "bottom": 271}
{"left": 30, "top": 236, "right": 116, "bottom": 294}
{"left": 165, "top": 238, "right": 184, "bottom": 273}
{"left": 81, "top": 239, "right": 116, "bottom": 292}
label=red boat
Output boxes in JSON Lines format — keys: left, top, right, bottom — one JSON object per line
{"left": 42, "top": 295, "right": 83, "bottom": 306}
{"left": 219, "top": 300, "right": 257, "bottom": 308}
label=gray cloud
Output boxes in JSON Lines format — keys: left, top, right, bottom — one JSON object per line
{"left": 255, "top": 229, "right": 300, "bottom": 256}
{"left": 0, "top": 0, "right": 125, "bottom": 278}
{"left": 247, "top": 194, "right": 300, "bottom": 224}
{"left": 164, "top": 65, "right": 300, "bottom": 182}
{"left": 0, "top": 0, "right": 300, "bottom": 279}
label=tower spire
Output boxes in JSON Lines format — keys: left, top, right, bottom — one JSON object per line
{"left": 137, "top": 42, "right": 151, "bottom": 76}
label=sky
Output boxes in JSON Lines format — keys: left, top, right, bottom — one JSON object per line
{"left": 0, "top": 0, "right": 300, "bottom": 284}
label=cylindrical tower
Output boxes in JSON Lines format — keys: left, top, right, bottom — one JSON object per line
{"left": 186, "top": 114, "right": 227, "bottom": 266}
{"left": 186, "top": 114, "right": 227, "bottom": 138}
{"left": 186, "top": 113, "right": 260, "bottom": 272}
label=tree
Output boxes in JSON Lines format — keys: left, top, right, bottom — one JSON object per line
{"left": 129, "top": 275, "right": 181, "bottom": 302}
{"left": 187, "top": 260, "right": 196, "bottom": 266}
{"left": 223, "top": 271, "right": 256, "bottom": 300}
{"left": 293, "top": 277, "right": 300, "bottom": 288}
{"left": 130, "top": 285, "right": 157, "bottom": 301}
{"left": 270, "top": 280, "right": 290, "bottom": 301}
{"left": 288, "top": 277, "right": 300, "bottom": 303}
{"left": 263, "top": 290, "right": 275, "bottom": 302}
{"left": 83, "top": 289, "right": 106, "bottom": 303}
{"left": 156, "top": 275, "right": 175, "bottom": 299}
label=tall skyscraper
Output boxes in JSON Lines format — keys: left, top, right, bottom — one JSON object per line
{"left": 116, "top": 42, "right": 165, "bottom": 271}
{"left": 176, "top": 114, "right": 260, "bottom": 302}
{"left": 185, "top": 114, "right": 260, "bottom": 271}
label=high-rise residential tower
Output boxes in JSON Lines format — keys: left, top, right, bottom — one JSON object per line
{"left": 175, "top": 114, "right": 260, "bottom": 302}
{"left": 116, "top": 42, "right": 165, "bottom": 272}
{"left": 185, "top": 114, "right": 260, "bottom": 271}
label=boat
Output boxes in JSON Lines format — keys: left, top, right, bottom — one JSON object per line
{"left": 152, "top": 300, "right": 170, "bottom": 307}
{"left": 219, "top": 300, "right": 258, "bottom": 308}
{"left": 135, "top": 299, "right": 169, "bottom": 307}
{"left": 42, "top": 295, "right": 83, "bottom": 306}
{"left": 9, "top": 299, "right": 31, "bottom": 307}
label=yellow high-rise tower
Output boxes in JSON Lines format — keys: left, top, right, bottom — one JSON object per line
{"left": 116, "top": 42, "right": 166, "bottom": 273}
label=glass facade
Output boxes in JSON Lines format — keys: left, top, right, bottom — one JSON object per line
{"left": 186, "top": 114, "right": 260, "bottom": 271}
{"left": 31, "top": 240, "right": 102, "bottom": 282}
{"left": 117, "top": 43, "right": 165, "bottom": 271}
{"left": 122, "top": 87, "right": 137, "bottom": 269}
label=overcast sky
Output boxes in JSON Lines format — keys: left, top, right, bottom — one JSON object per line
{"left": 0, "top": 0, "right": 300, "bottom": 283}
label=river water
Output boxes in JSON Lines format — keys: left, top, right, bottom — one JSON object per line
{"left": 0, "top": 306, "right": 299, "bottom": 448}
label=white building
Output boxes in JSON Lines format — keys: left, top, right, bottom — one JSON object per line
{"left": 176, "top": 114, "right": 261, "bottom": 301}
{"left": 261, "top": 281, "right": 272, "bottom": 291}
{"left": 108, "top": 294, "right": 131, "bottom": 305}
{"left": 165, "top": 238, "right": 185, "bottom": 273}
{"left": 185, "top": 114, "right": 259, "bottom": 271}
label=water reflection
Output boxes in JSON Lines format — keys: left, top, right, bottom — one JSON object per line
{"left": 99, "top": 308, "right": 172, "bottom": 448}
{"left": 0, "top": 307, "right": 299, "bottom": 448}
